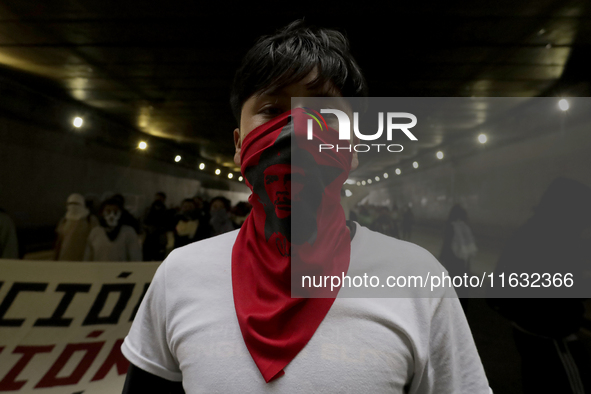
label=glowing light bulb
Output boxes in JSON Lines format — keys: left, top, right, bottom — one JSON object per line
{"left": 478, "top": 133, "right": 487, "bottom": 144}
{"left": 383, "top": 173, "right": 388, "bottom": 179}
{"left": 228, "top": 173, "right": 233, "bottom": 179}
{"left": 436, "top": 151, "right": 444, "bottom": 160}
{"left": 215, "top": 169, "right": 221, "bottom": 175}
{"left": 413, "top": 161, "right": 419, "bottom": 169}
{"left": 199, "top": 163, "right": 205, "bottom": 170}
{"left": 558, "top": 99, "right": 569, "bottom": 111}
{"left": 175, "top": 155, "right": 181, "bottom": 162}
{"left": 395, "top": 168, "right": 401, "bottom": 175}
{"left": 73, "top": 117, "right": 83, "bottom": 128}
{"left": 138, "top": 141, "right": 147, "bottom": 150}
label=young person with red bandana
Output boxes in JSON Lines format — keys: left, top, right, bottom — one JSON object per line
{"left": 121, "top": 20, "right": 492, "bottom": 393}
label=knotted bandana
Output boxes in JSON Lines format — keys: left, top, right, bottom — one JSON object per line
{"left": 232, "top": 107, "right": 352, "bottom": 382}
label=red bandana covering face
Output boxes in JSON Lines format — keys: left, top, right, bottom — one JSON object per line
{"left": 232, "top": 107, "right": 352, "bottom": 382}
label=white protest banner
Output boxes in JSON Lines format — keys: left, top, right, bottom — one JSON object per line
{"left": 0, "top": 260, "right": 160, "bottom": 394}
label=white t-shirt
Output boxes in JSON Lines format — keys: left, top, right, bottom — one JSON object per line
{"left": 122, "top": 225, "right": 492, "bottom": 393}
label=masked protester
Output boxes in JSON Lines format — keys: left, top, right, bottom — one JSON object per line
{"left": 84, "top": 197, "right": 141, "bottom": 261}
{"left": 231, "top": 201, "right": 252, "bottom": 228}
{"left": 121, "top": 20, "right": 492, "bottom": 394}
{"left": 54, "top": 193, "right": 99, "bottom": 261}
{"left": 171, "top": 198, "right": 209, "bottom": 250}
{"left": 209, "top": 196, "right": 234, "bottom": 236}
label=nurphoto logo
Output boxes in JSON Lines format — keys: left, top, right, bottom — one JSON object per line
{"left": 304, "top": 107, "right": 418, "bottom": 153}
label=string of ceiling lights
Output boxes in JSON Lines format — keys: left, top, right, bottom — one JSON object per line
{"left": 348, "top": 98, "right": 571, "bottom": 192}
{"left": 70, "top": 115, "right": 245, "bottom": 183}
{"left": 71, "top": 98, "right": 571, "bottom": 190}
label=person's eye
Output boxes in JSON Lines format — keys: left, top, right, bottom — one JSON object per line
{"left": 259, "top": 106, "right": 283, "bottom": 116}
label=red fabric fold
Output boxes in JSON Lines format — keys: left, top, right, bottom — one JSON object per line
{"left": 232, "top": 108, "right": 351, "bottom": 382}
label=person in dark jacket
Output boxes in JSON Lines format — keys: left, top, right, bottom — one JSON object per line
{"left": 488, "top": 177, "right": 591, "bottom": 394}
{"left": 439, "top": 204, "right": 477, "bottom": 312}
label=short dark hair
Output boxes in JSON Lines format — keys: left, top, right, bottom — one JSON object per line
{"left": 100, "top": 197, "right": 122, "bottom": 213}
{"left": 210, "top": 196, "right": 231, "bottom": 212}
{"left": 230, "top": 19, "right": 368, "bottom": 124}
{"left": 111, "top": 193, "right": 125, "bottom": 206}
{"left": 181, "top": 198, "right": 196, "bottom": 207}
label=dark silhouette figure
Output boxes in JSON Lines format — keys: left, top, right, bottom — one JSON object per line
{"left": 142, "top": 200, "right": 173, "bottom": 261}
{"left": 440, "top": 204, "right": 477, "bottom": 312}
{"left": 371, "top": 206, "right": 400, "bottom": 238}
{"left": 488, "top": 177, "right": 591, "bottom": 394}
{"left": 173, "top": 198, "right": 210, "bottom": 249}
{"left": 111, "top": 194, "right": 141, "bottom": 234}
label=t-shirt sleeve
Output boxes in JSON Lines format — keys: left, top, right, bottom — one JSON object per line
{"left": 413, "top": 294, "right": 492, "bottom": 394}
{"left": 121, "top": 259, "right": 182, "bottom": 381}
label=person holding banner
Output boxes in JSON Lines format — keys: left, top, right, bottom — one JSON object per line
{"left": 121, "top": 20, "right": 491, "bottom": 394}
{"left": 55, "top": 193, "right": 99, "bottom": 261}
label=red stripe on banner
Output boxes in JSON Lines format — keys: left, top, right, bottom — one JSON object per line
{"left": 35, "top": 342, "right": 104, "bottom": 388}
{"left": 0, "top": 345, "right": 54, "bottom": 391}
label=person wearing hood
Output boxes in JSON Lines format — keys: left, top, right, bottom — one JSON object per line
{"left": 55, "top": 193, "right": 99, "bottom": 261}
{"left": 84, "top": 197, "right": 142, "bottom": 262}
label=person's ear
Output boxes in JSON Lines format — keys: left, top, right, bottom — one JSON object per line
{"left": 233, "top": 128, "right": 241, "bottom": 167}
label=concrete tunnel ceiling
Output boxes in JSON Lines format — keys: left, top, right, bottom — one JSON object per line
{"left": 0, "top": 0, "right": 589, "bottom": 179}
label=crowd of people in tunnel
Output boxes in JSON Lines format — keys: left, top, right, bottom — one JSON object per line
{"left": 51, "top": 191, "right": 253, "bottom": 262}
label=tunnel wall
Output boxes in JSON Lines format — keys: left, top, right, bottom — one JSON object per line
{"left": 361, "top": 116, "right": 591, "bottom": 238}
{"left": 0, "top": 114, "right": 250, "bottom": 230}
